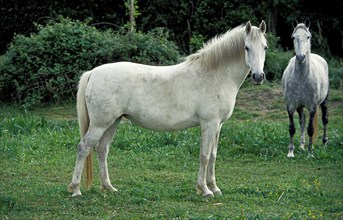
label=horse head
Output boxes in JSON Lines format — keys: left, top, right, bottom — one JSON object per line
{"left": 291, "top": 19, "right": 311, "bottom": 63}
{"left": 244, "top": 20, "right": 267, "bottom": 85}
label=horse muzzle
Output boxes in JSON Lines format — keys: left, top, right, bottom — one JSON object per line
{"left": 296, "top": 54, "right": 306, "bottom": 63}
{"left": 252, "top": 72, "right": 265, "bottom": 85}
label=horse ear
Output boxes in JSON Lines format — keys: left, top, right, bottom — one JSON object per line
{"left": 304, "top": 17, "right": 311, "bottom": 29}
{"left": 245, "top": 21, "right": 252, "bottom": 34}
{"left": 259, "top": 20, "right": 266, "bottom": 33}
{"left": 292, "top": 19, "right": 298, "bottom": 28}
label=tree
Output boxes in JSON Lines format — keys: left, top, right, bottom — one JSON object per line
{"left": 125, "top": 0, "right": 140, "bottom": 32}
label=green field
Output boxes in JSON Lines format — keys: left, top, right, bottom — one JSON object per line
{"left": 1, "top": 83, "right": 342, "bottom": 219}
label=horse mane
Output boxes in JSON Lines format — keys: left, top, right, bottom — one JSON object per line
{"left": 185, "top": 24, "right": 248, "bottom": 71}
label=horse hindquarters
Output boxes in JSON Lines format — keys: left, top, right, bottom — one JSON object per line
{"left": 68, "top": 72, "right": 119, "bottom": 196}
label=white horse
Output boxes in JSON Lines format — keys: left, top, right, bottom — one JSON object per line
{"left": 282, "top": 19, "right": 329, "bottom": 157}
{"left": 68, "top": 21, "right": 267, "bottom": 197}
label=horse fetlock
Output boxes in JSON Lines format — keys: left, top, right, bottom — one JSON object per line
{"left": 68, "top": 183, "right": 82, "bottom": 197}
{"left": 196, "top": 184, "right": 214, "bottom": 197}
{"left": 323, "top": 137, "right": 329, "bottom": 146}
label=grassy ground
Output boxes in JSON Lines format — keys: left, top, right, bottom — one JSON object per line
{"left": 0, "top": 82, "right": 342, "bottom": 219}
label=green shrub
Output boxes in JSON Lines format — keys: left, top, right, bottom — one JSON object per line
{"left": 328, "top": 58, "right": 343, "bottom": 89}
{"left": 264, "top": 33, "right": 293, "bottom": 81}
{"left": 0, "top": 17, "right": 181, "bottom": 108}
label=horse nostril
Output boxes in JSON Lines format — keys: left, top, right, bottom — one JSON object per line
{"left": 252, "top": 73, "right": 264, "bottom": 83}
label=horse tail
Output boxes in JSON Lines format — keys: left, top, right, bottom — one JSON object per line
{"left": 77, "top": 71, "right": 93, "bottom": 190}
{"left": 313, "top": 107, "right": 319, "bottom": 145}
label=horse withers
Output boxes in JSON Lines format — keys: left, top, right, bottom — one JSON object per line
{"left": 282, "top": 19, "right": 329, "bottom": 157}
{"left": 68, "top": 21, "right": 267, "bottom": 197}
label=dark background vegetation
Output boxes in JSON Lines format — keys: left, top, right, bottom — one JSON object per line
{"left": 0, "top": 0, "right": 342, "bottom": 107}
{"left": 1, "top": 0, "right": 342, "bottom": 56}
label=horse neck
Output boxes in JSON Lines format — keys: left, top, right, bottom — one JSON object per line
{"left": 222, "top": 56, "right": 250, "bottom": 87}
{"left": 294, "top": 53, "right": 311, "bottom": 76}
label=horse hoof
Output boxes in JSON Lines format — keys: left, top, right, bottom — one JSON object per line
{"left": 71, "top": 191, "right": 82, "bottom": 197}
{"left": 287, "top": 153, "right": 294, "bottom": 158}
{"left": 213, "top": 190, "right": 223, "bottom": 196}
{"left": 100, "top": 184, "right": 118, "bottom": 192}
{"left": 307, "top": 154, "right": 314, "bottom": 158}
{"left": 196, "top": 184, "right": 214, "bottom": 197}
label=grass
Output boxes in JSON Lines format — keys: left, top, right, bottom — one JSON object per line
{"left": 0, "top": 82, "right": 342, "bottom": 219}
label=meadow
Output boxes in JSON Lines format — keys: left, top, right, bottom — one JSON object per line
{"left": 0, "top": 83, "right": 342, "bottom": 219}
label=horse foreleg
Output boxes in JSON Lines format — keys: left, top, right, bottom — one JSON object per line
{"left": 68, "top": 127, "right": 105, "bottom": 197}
{"left": 206, "top": 124, "right": 222, "bottom": 196}
{"left": 96, "top": 122, "right": 119, "bottom": 193}
{"left": 297, "top": 107, "right": 306, "bottom": 150}
{"left": 196, "top": 121, "right": 220, "bottom": 197}
{"left": 287, "top": 109, "right": 296, "bottom": 157}
{"left": 320, "top": 96, "right": 329, "bottom": 146}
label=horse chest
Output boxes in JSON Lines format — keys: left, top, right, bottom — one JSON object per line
{"left": 284, "top": 76, "right": 319, "bottom": 109}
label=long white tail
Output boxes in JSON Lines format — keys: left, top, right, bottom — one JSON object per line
{"left": 77, "top": 71, "right": 92, "bottom": 190}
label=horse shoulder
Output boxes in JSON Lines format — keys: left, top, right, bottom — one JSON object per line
{"left": 282, "top": 57, "right": 296, "bottom": 84}
{"left": 310, "top": 53, "right": 329, "bottom": 73}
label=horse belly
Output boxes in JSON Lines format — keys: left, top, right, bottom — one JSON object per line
{"left": 125, "top": 110, "right": 199, "bottom": 132}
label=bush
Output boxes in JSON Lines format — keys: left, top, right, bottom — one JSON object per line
{"left": 264, "top": 33, "right": 294, "bottom": 82}
{"left": 328, "top": 58, "right": 343, "bottom": 89}
{"left": 0, "top": 17, "right": 181, "bottom": 108}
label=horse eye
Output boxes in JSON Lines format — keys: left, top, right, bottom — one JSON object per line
{"left": 291, "top": 36, "right": 295, "bottom": 40}
{"left": 307, "top": 36, "right": 310, "bottom": 39}
{"left": 244, "top": 46, "right": 249, "bottom": 51}
{"left": 264, "top": 46, "right": 268, "bottom": 50}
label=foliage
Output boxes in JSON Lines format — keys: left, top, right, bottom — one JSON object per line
{"left": 264, "top": 33, "right": 294, "bottom": 81}
{"left": 0, "top": 17, "right": 180, "bottom": 108}
{"left": 328, "top": 58, "right": 343, "bottom": 90}
{"left": 0, "top": 0, "right": 342, "bottom": 58}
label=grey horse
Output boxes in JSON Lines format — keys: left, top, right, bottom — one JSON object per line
{"left": 282, "top": 19, "right": 329, "bottom": 157}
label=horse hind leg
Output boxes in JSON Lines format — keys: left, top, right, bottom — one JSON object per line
{"left": 68, "top": 126, "right": 108, "bottom": 196}
{"left": 297, "top": 107, "right": 306, "bottom": 150}
{"left": 320, "top": 96, "right": 329, "bottom": 146}
{"left": 287, "top": 108, "right": 296, "bottom": 157}
{"left": 96, "top": 118, "right": 121, "bottom": 192}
